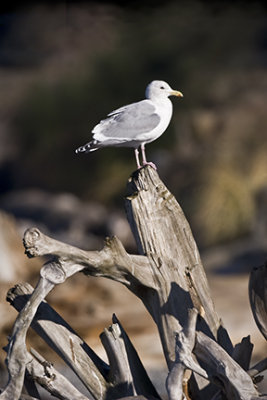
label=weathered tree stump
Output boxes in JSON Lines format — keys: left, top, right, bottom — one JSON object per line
{"left": 125, "top": 168, "right": 232, "bottom": 364}
{"left": 0, "top": 166, "right": 266, "bottom": 400}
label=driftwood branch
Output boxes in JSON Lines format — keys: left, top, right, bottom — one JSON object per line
{"left": 1, "top": 166, "right": 265, "bottom": 399}
{"left": 100, "top": 314, "right": 161, "bottom": 399}
{"left": 26, "top": 348, "right": 89, "bottom": 400}
{"left": 0, "top": 390, "right": 39, "bottom": 400}
{"left": 166, "top": 308, "right": 207, "bottom": 400}
{"left": 0, "top": 245, "right": 91, "bottom": 400}
{"left": 249, "top": 262, "right": 267, "bottom": 340}
{"left": 5, "top": 282, "right": 160, "bottom": 400}
{"left": 6, "top": 282, "right": 108, "bottom": 399}
{"left": 249, "top": 357, "right": 267, "bottom": 377}
{"left": 24, "top": 227, "right": 151, "bottom": 289}
{"left": 100, "top": 314, "right": 161, "bottom": 400}
{"left": 1, "top": 277, "right": 54, "bottom": 400}
{"left": 194, "top": 332, "right": 259, "bottom": 399}
{"left": 167, "top": 308, "right": 260, "bottom": 400}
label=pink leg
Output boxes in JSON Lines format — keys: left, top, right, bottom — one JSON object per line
{"left": 134, "top": 148, "right": 141, "bottom": 169}
{"left": 141, "top": 144, "right": 157, "bottom": 170}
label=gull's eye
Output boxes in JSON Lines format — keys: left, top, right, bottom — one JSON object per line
{"left": 160, "top": 86, "right": 165, "bottom": 89}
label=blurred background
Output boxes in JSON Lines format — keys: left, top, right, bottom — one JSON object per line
{"left": 0, "top": 1, "right": 267, "bottom": 397}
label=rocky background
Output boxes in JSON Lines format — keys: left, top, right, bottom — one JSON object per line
{"left": 0, "top": 1, "right": 267, "bottom": 397}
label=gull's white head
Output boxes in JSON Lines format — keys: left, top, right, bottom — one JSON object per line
{"left": 145, "top": 80, "right": 183, "bottom": 101}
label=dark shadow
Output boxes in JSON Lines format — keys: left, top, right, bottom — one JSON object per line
{"left": 104, "top": 381, "right": 135, "bottom": 400}
{"left": 163, "top": 282, "right": 216, "bottom": 340}
{"left": 137, "top": 281, "right": 217, "bottom": 344}
{"left": 112, "top": 314, "right": 162, "bottom": 400}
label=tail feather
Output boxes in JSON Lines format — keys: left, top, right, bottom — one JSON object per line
{"left": 75, "top": 140, "right": 99, "bottom": 154}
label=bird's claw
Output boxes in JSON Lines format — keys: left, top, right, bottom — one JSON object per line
{"left": 142, "top": 161, "right": 157, "bottom": 170}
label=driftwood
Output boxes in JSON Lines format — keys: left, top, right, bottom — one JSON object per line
{"left": 0, "top": 166, "right": 266, "bottom": 399}
{"left": 249, "top": 262, "right": 267, "bottom": 340}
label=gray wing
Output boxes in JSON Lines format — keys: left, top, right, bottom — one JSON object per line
{"left": 92, "top": 100, "right": 161, "bottom": 141}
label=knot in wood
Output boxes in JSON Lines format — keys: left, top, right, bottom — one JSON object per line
{"left": 104, "top": 236, "right": 113, "bottom": 247}
{"left": 42, "top": 360, "right": 56, "bottom": 380}
{"left": 23, "top": 227, "right": 41, "bottom": 257}
{"left": 24, "top": 227, "right": 41, "bottom": 242}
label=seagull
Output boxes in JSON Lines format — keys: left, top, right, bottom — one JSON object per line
{"left": 75, "top": 80, "right": 183, "bottom": 169}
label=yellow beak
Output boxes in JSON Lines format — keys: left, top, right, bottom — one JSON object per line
{"left": 170, "top": 90, "right": 183, "bottom": 97}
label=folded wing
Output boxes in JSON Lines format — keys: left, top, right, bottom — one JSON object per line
{"left": 92, "top": 100, "right": 161, "bottom": 142}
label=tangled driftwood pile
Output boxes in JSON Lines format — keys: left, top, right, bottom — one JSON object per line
{"left": 0, "top": 166, "right": 266, "bottom": 399}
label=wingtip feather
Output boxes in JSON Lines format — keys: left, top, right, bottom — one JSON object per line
{"left": 75, "top": 140, "right": 99, "bottom": 154}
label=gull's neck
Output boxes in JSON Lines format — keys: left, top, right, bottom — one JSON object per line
{"left": 148, "top": 94, "right": 172, "bottom": 108}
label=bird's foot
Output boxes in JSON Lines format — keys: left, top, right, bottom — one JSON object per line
{"left": 142, "top": 161, "right": 157, "bottom": 170}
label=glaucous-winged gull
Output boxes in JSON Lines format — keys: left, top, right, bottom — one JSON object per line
{"left": 75, "top": 80, "right": 183, "bottom": 169}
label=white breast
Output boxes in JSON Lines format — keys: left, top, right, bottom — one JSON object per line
{"left": 140, "top": 98, "right": 173, "bottom": 144}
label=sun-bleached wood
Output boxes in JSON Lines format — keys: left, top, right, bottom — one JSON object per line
{"left": 166, "top": 308, "right": 207, "bottom": 400}
{"left": 125, "top": 168, "right": 233, "bottom": 365}
{"left": 26, "top": 348, "right": 89, "bottom": 400}
{"left": 5, "top": 283, "right": 160, "bottom": 400}
{"left": 1, "top": 166, "right": 265, "bottom": 399}
{"left": 194, "top": 332, "right": 259, "bottom": 399}
{"left": 6, "top": 282, "right": 108, "bottom": 399}
{"left": 0, "top": 278, "right": 54, "bottom": 400}
{"left": 167, "top": 308, "right": 261, "bottom": 400}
